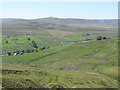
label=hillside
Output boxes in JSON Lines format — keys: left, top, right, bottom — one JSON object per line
{"left": 0, "top": 18, "right": 23, "bottom": 23}
{"left": 1, "top": 17, "right": 118, "bottom": 89}
{"left": 2, "top": 39, "right": 118, "bottom": 88}
{"left": 2, "top": 17, "right": 118, "bottom": 34}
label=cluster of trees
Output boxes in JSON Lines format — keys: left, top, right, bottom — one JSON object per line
{"left": 97, "top": 36, "right": 109, "bottom": 40}
{"left": 27, "top": 38, "right": 38, "bottom": 48}
{"left": 5, "top": 38, "right": 39, "bottom": 49}
{"left": 5, "top": 37, "right": 50, "bottom": 56}
{"left": 28, "top": 38, "right": 49, "bottom": 50}
{"left": 6, "top": 49, "right": 38, "bottom": 56}
{"left": 31, "top": 41, "right": 38, "bottom": 48}
{"left": 6, "top": 46, "right": 50, "bottom": 56}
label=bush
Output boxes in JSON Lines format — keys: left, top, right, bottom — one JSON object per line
{"left": 5, "top": 40, "right": 8, "bottom": 44}
{"left": 103, "top": 36, "right": 107, "bottom": 39}
{"left": 21, "top": 50, "right": 25, "bottom": 53}
{"left": 16, "top": 51, "right": 20, "bottom": 55}
{"left": 41, "top": 47, "right": 45, "bottom": 50}
{"left": 7, "top": 52, "right": 11, "bottom": 56}
{"left": 28, "top": 38, "right": 31, "bottom": 40}
{"left": 31, "top": 41, "right": 38, "bottom": 48}
{"left": 21, "top": 50, "right": 25, "bottom": 55}
{"left": 97, "top": 36, "right": 102, "bottom": 40}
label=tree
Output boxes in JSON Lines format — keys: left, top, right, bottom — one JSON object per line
{"left": 41, "top": 47, "right": 45, "bottom": 50}
{"left": 7, "top": 52, "right": 11, "bottom": 56}
{"left": 32, "top": 41, "right": 35, "bottom": 43}
{"left": 16, "top": 51, "right": 20, "bottom": 55}
{"left": 103, "top": 36, "right": 107, "bottom": 39}
{"left": 21, "top": 50, "right": 25, "bottom": 55}
{"left": 31, "top": 41, "right": 38, "bottom": 48}
{"left": 97, "top": 36, "right": 102, "bottom": 40}
{"left": 5, "top": 40, "right": 8, "bottom": 44}
{"left": 28, "top": 38, "right": 31, "bottom": 40}
{"left": 86, "top": 34, "right": 89, "bottom": 36}
{"left": 21, "top": 50, "right": 25, "bottom": 53}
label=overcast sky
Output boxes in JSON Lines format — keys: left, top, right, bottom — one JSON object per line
{"left": 1, "top": 2, "right": 118, "bottom": 19}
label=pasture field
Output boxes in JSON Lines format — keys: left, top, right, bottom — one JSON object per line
{"left": 2, "top": 37, "right": 118, "bottom": 88}
{"left": 2, "top": 30, "right": 98, "bottom": 55}
{"left": 1, "top": 18, "right": 118, "bottom": 88}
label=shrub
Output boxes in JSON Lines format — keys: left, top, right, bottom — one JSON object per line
{"left": 7, "top": 52, "right": 11, "bottom": 56}
{"left": 28, "top": 38, "right": 31, "bottom": 40}
{"left": 5, "top": 40, "right": 8, "bottom": 44}
{"left": 97, "top": 36, "right": 102, "bottom": 40}
{"left": 31, "top": 41, "right": 38, "bottom": 48}
{"left": 103, "top": 36, "right": 107, "bottom": 39}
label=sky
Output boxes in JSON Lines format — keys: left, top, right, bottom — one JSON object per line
{"left": 1, "top": 2, "right": 118, "bottom": 19}
{"left": 1, "top": 0, "right": 119, "bottom": 2}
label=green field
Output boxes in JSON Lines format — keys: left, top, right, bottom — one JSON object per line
{"left": 2, "top": 31, "right": 98, "bottom": 55}
{"left": 1, "top": 18, "right": 118, "bottom": 88}
{"left": 2, "top": 39, "right": 118, "bottom": 88}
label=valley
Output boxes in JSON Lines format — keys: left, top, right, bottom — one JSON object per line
{"left": 1, "top": 17, "right": 118, "bottom": 88}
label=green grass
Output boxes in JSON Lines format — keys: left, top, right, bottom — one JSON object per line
{"left": 2, "top": 31, "right": 97, "bottom": 54}
{"left": 1, "top": 18, "right": 118, "bottom": 88}
{"left": 2, "top": 34, "right": 68, "bottom": 54}
{"left": 2, "top": 39, "right": 118, "bottom": 88}
{"left": 76, "top": 31, "right": 85, "bottom": 34}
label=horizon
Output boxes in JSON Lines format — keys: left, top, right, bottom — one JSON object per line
{"left": 1, "top": 17, "right": 118, "bottom": 20}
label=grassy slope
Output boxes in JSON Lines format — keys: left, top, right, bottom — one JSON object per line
{"left": 2, "top": 18, "right": 118, "bottom": 36}
{"left": 2, "top": 34, "right": 69, "bottom": 54}
{"left": 2, "top": 31, "right": 98, "bottom": 54}
{"left": 2, "top": 39, "right": 118, "bottom": 88}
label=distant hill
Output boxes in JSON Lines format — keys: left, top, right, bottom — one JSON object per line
{"left": 0, "top": 18, "right": 23, "bottom": 22}
{"left": 2, "top": 17, "right": 118, "bottom": 33}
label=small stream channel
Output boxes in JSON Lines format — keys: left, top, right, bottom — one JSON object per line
{"left": 87, "top": 58, "right": 112, "bottom": 62}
